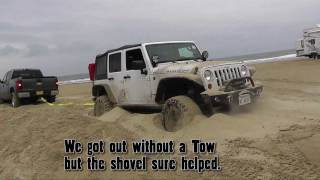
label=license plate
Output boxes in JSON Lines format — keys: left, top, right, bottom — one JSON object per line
{"left": 239, "top": 94, "right": 251, "bottom": 106}
{"left": 36, "top": 91, "right": 43, "bottom": 96}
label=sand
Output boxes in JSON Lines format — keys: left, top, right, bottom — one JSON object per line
{"left": 0, "top": 58, "right": 320, "bottom": 179}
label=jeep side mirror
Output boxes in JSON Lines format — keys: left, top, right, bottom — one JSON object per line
{"left": 141, "top": 68, "right": 148, "bottom": 75}
{"left": 151, "top": 60, "right": 157, "bottom": 67}
{"left": 202, "top": 51, "right": 209, "bottom": 61}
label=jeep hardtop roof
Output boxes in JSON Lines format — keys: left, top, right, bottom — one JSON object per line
{"left": 96, "top": 41, "right": 195, "bottom": 59}
{"left": 303, "top": 27, "right": 320, "bottom": 34}
{"left": 96, "top": 44, "right": 141, "bottom": 58}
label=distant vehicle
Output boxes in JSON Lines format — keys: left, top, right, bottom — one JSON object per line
{"left": 0, "top": 69, "right": 59, "bottom": 107}
{"left": 89, "top": 41, "right": 263, "bottom": 131}
{"left": 296, "top": 26, "right": 320, "bottom": 60}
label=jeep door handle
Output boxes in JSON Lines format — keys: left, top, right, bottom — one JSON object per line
{"left": 108, "top": 77, "right": 114, "bottom": 80}
{"left": 123, "top": 75, "right": 131, "bottom": 79}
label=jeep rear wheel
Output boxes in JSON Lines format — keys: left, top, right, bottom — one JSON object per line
{"left": 94, "top": 95, "right": 113, "bottom": 116}
{"left": 162, "top": 96, "right": 201, "bottom": 132}
{"left": 11, "top": 92, "right": 21, "bottom": 108}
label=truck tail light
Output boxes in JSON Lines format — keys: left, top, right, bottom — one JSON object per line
{"left": 88, "top": 63, "right": 95, "bottom": 81}
{"left": 16, "top": 80, "right": 23, "bottom": 91}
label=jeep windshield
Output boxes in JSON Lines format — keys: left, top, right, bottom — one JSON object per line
{"left": 145, "top": 43, "right": 202, "bottom": 65}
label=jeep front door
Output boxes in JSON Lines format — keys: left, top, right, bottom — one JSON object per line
{"left": 123, "top": 48, "right": 152, "bottom": 105}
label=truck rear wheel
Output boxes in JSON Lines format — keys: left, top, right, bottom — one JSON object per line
{"left": 11, "top": 92, "right": 21, "bottom": 108}
{"left": 162, "top": 96, "right": 201, "bottom": 132}
{"left": 94, "top": 95, "right": 113, "bottom": 116}
{"left": 46, "top": 96, "right": 56, "bottom": 103}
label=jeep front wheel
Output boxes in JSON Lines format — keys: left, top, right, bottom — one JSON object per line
{"left": 162, "top": 96, "right": 201, "bottom": 132}
{"left": 94, "top": 95, "right": 113, "bottom": 116}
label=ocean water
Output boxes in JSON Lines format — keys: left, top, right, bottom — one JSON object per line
{"left": 58, "top": 73, "right": 89, "bottom": 82}
{"left": 213, "top": 49, "right": 296, "bottom": 61}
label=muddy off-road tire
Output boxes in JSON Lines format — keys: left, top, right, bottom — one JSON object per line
{"left": 94, "top": 95, "right": 114, "bottom": 116}
{"left": 311, "top": 53, "right": 319, "bottom": 60}
{"left": 0, "top": 98, "right": 3, "bottom": 104}
{"left": 11, "top": 92, "right": 21, "bottom": 108}
{"left": 162, "top": 96, "right": 201, "bottom": 132}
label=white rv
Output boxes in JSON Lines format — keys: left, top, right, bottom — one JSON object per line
{"left": 296, "top": 27, "right": 320, "bottom": 60}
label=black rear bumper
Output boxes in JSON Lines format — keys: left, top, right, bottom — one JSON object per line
{"left": 17, "top": 90, "right": 59, "bottom": 98}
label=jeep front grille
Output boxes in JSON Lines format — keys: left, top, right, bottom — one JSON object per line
{"left": 214, "top": 66, "right": 243, "bottom": 86}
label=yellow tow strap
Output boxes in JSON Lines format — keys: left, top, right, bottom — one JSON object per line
{"left": 41, "top": 98, "right": 93, "bottom": 107}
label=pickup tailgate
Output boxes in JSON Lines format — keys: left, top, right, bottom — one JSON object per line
{"left": 21, "top": 77, "right": 58, "bottom": 91}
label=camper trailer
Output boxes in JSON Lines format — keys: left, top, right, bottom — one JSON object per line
{"left": 296, "top": 26, "right": 320, "bottom": 60}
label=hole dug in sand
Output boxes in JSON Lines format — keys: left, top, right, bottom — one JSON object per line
{"left": 294, "top": 134, "right": 320, "bottom": 167}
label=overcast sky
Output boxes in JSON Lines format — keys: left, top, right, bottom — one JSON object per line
{"left": 0, "top": 0, "right": 319, "bottom": 77}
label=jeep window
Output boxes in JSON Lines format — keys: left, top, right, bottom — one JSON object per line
{"left": 178, "top": 47, "right": 194, "bottom": 58}
{"left": 146, "top": 43, "right": 202, "bottom": 64}
{"left": 309, "top": 39, "right": 315, "bottom": 45}
{"left": 12, "top": 70, "right": 43, "bottom": 79}
{"left": 301, "top": 40, "right": 304, "bottom": 48}
{"left": 95, "top": 55, "right": 107, "bottom": 80}
{"left": 126, "top": 49, "right": 146, "bottom": 70}
{"left": 109, "top": 53, "right": 122, "bottom": 72}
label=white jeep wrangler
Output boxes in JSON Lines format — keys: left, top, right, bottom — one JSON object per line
{"left": 91, "top": 41, "right": 263, "bottom": 131}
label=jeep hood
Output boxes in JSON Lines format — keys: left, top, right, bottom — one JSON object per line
{"left": 153, "top": 60, "right": 243, "bottom": 74}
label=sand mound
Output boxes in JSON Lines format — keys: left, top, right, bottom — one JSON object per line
{"left": 98, "top": 107, "right": 130, "bottom": 122}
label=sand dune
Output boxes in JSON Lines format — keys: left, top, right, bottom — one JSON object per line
{"left": 0, "top": 58, "right": 320, "bottom": 179}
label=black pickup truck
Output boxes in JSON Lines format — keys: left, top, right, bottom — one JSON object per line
{"left": 0, "top": 69, "right": 59, "bottom": 107}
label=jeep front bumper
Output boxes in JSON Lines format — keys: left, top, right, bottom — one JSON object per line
{"left": 200, "top": 78, "right": 263, "bottom": 106}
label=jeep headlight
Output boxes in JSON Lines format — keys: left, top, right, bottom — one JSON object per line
{"left": 241, "top": 65, "right": 248, "bottom": 76}
{"left": 204, "top": 70, "right": 214, "bottom": 81}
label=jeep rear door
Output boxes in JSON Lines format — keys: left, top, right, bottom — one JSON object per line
{"left": 107, "top": 51, "right": 126, "bottom": 103}
{"left": 122, "top": 48, "right": 152, "bottom": 105}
